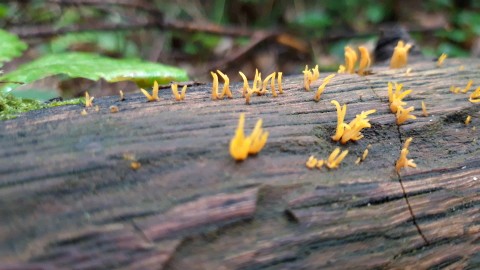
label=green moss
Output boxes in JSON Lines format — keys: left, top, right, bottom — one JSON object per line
{"left": 0, "top": 92, "right": 84, "bottom": 120}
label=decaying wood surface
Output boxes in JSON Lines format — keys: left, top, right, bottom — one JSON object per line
{"left": 0, "top": 58, "right": 479, "bottom": 269}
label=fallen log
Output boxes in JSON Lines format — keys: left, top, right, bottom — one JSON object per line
{"left": 0, "top": 58, "right": 479, "bottom": 269}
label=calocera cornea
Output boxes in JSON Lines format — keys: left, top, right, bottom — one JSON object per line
{"left": 171, "top": 83, "right": 187, "bottom": 101}
{"left": 85, "top": 91, "right": 94, "bottom": 107}
{"left": 229, "top": 113, "right": 269, "bottom": 161}
{"left": 239, "top": 69, "right": 263, "bottom": 104}
{"left": 421, "top": 101, "right": 428, "bottom": 117}
{"left": 344, "top": 46, "right": 357, "bottom": 74}
{"left": 314, "top": 74, "right": 335, "bottom": 102}
{"left": 465, "top": 115, "right": 472, "bottom": 125}
{"left": 303, "top": 65, "right": 320, "bottom": 91}
{"left": 331, "top": 100, "right": 376, "bottom": 144}
{"left": 357, "top": 46, "right": 371, "bottom": 75}
{"left": 306, "top": 155, "right": 318, "bottom": 169}
{"left": 355, "top": 144, "right": 371, "bottom": 165}
{"left": 395, "top": 137, "right": 416, "bottom": 172}
{"left": 211, "top": 70, "right": 233, "bottom": 100}
{"left": 470, "top": 87, "right": 480, "bottom": 103}
{"left": 140, "top": 81, "right": 160, "bottom": 102}
{"left": 119, "top": 90, "right": 125, "bottom": 101}
{"left": 396, "top": 105, "right": 416, "bottom": 125}
{"left": 437, "top": 53, "right": 448, "bottom": 67}
{"left": 326, "top": 148, "right": 349, "bottom": 169}
{"left": 390, "top": 40, "right": 412, "bottom": 69}
{"left": 461, "top": 80, "right": 473, "bottom": 94}
{"left": 388, "top": 82, "right": 412, "bottom": 113}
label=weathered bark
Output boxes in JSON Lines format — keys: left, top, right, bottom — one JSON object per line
{"left": 0, "top": 58, "right": 479, "bottom": 269}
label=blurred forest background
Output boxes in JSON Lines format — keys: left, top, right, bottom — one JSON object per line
{"left": 1, "top": 0, "right": 480, "bottom": 100}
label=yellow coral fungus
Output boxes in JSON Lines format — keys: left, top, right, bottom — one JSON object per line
{"left": 306, "top": 155, "right": 318, "bottom": 169}
{"left": 470, "top": 87, "right": 480, "bottom": 103}
{"left": 337, "top": 65, "right": 346, "bottom": 73}
{"left": 229, "top": 113, "right": 268, "bottom": 161}
{"left": 421, "top": 101, "right": 428, "bottom": 117}
{"left": 85, "top": 91, "right": 94, "bottom": 107}
{"left": 437, "top": 53, "right": 448, "bottom": 67}
{"left": 388, "top": 82, "right": 412, "bottom": 113}
{"left": 340, "top": 109, "right": 376, "bottom": 144}
{"left": 316, "top": 159, "right": 325, "bottom": 169}
{"left": 303, "top": 65, "right": 320, "bottom": 91}
{"left": 216, "top": 70, "right": 233, "bottom": 99}
{"left": 140, "top": 81, "right": 160, "bottom": 102}
{"left": 395, "top": 137, "right": 416, "bottom": 172}
{"left": 119, "top": 90, "right": 125, "bottom": 101}
{"left": 211, "top": 72, "right": 219, "bottom": 100}
{"left": 261, "top": 72, "right": 277, "bottom": 96}
{"left": 465, "top": 115, "right": 472, "bottom": 125}
{"left": 331, "top": 100, "right": 348, "bottom": 141}
{"left": 314, "top": 74, "right": 335, "bottom": 102}
{"left": 277, "top": 72, "right": 283, "bottom": 94}
{"left": 331, "top": 100, "right": 375, "bottom": 144}
{"left": 130, "top": 161, "right": 141, "bottom": 170}
{"left": 358, "top": 46, "right": 371, "bottom": 75}
{"left": 390, "top": 41, "right": 412, "bottom": 69}
{"left": 362, "top": 148, "right": 369, "bottom": 161}
{"left": 80, "top": 109, "right": 88, "bottom": 116}
{"left": 396, "top": 105, "right": 416, "bottom": 125}
{"left": 171, "top": 83, "right": 187, "bottom": 101}
{"left": 240, "top": 69, "right": 263, "bottom": 104}
{"left": 461, "top": 80, "right": 473, "bottom": 94}
{"left": 248, "top": 118, "right": 269, "bottom": 155}
{"left": 450, "top": 85, "right": 461, "bottom": 94}
{"left": 230, "top": 113, "right": 252, "bottom": 161}
{"left": 344, "top": 46, "right": 357, "bottom": 74}
{"left": 326, "top": 148, "right": 349, "bottom": 169}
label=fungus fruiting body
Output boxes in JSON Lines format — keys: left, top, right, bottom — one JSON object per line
{"left": 390, "top": 41, "right": 412, "bottom": 69}
{"left": 171, "top": 83, "right": 187, "bottom": 101}
{"left": 388, "top": 82, "right": 412, "bottom": 113}
{"left": 140, "top": 81, "right": 160, "bottom": 102}
{"left": 421, "top": 101, "right": 428, "bottom": 117}
{"left": 85, "top": 91, "right": 94, "bottom": 107}
{"left": 358, "top": 46, "right": 371, "bottom": 75}
{"left": 277, "top": 72, "right": 284, "bottom": 94}
{"left": 331, "top": 100, "right": 375, "bottom": 144}
{"left": 437, "top": 53, "right": 448, "bottom": 67}
{"left": 80, "top": 109, "right": 88, "bottom": 116}
{"left": 314, "top": 74, "right": 335, "bottom": 102}
{"left": 344, "top": 46, "right": 357, "bottom": 74}
{"left": 230, "top": 113, "right": 268, "bottom": 161}
{"left": 396, "top": 105, "right": 416, "bottom": 125}
{"left": 119, "top": 90, "right": 125, "bottom": 101}
{"left": 326, "top": 148, "right": 349, "bottom": 169}
{"left": 461, "top": 80, "right": 473, "bottom": 94}
{"left": 303, "top": 65, "right": 320, "bottom": 91}
{"left": 470, "top": 87, "right": 480, "bottom": 103}
{"left": 465, "top": 115, "right": 472, "bottom": 125}
{"left": 216, "top": 70, "right": 233, "bottom": 99}
{"left": 396, "top": 137, "right": 416, "bottom": 172}
{"left": 306, "top": 155, "right": 318, "bottom": 169}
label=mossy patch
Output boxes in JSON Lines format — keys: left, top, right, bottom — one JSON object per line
{"left": 0, "top": 92, "right": 83, "bottom": 120}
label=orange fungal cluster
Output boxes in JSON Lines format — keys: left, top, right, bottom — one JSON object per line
{"left": 331, "top": 100, "right": 376, "bottom": 144}
{"left": 395, "top": 137, "right": 416, "bottom": 172}
{"left": 390, "top": 41, "right": 412, "bottom": 69}
{"left": 230, "top": 113, "right": 269, "bottom": 161}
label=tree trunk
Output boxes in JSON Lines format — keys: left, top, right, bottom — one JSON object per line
{"left": 0, "top": 58, "right": 479, "bottom": 269}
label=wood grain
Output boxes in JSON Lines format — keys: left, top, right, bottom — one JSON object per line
{"left": 0, "top": 58, "right": 479, "bottom": 269}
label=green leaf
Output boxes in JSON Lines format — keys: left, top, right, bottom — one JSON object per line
{"left": 0, "top": 52, "right": 189, "bottom": 93}
{"left": 0, "top": 29, "right": 28, "bottom": 67}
